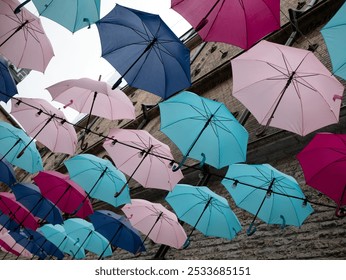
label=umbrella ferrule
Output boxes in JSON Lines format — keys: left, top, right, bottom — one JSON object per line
{"left": 285, "top": 71, "right": 296, "bottom": 88}
{"left": 266, "top": 178, "right": 275, "bottom": 198}
{"left": 16, "top": 20, "right": 29, "bottom": 32}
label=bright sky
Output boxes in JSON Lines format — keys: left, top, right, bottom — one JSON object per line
{"left": 2, "top": 0, "right": 191, "bottom": 121}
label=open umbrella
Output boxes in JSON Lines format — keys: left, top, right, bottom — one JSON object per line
{"left": 297, "top": 133, "right": 346, "bottom": 217}
{"left": 33, "top": 170, "right": 93, "bottom": 219}
{"left": 103, "top": 128, "right": 183, "bottom": 197}
{"left": 63, "top": 218, "right": 112, "bottom": 259}
{"left": 96, "top": 4, "right": 191, "bottom": 99}
{"left": 0, "top": 211, "right": 20, "bottom": 231}
{"left": 171, "top": 0, "right": 280, "bottom": 49}
{"left": 0, "top": 0, "right": 54, "bottom": 72}
{"left": 10, "top": 182, "right": 64, "bottom": 225}
{"left": 159, "top": 91, "right": 248, "bottom": 170}
{"left": 231, "top": 40, "right": 344, "bottom": 136}
{"left": 320, "top": 1, "right": 346, "bottom": 80}
{"left": 0, "top": 56, "right": 17, "bottom": 103}
{"left": 122, "top": 199, "right": 187, "bottom": 249}
{"left": 166, "top": 184, "right": 241, "bottom": 246}
{"left": 10, "top": 97, "right": 77, "bottom": 156}
{"left": 0, "top": 192, "right": 38, "bottom": 230}
{"left": 0, "top": 157, "right": 16, "bottom": 187}
{"left": 47, "top": 77, "right": 135, "bottom": 132}
{"left": 15, "top": 0, "right": 101, "bottom": 33}
{"left": 89, "top": 210, "right": 145, "bottom": 255}
{"left": 38, "top": 223, "right": 85, "bottom": 259}
{"left": 65, "top": 154, "right": 130, "bottom": 208}
{"left": 222, "top": 163, "right": 314, "bottom": 235}
{"left": 0, "top": 228, "right": 32, "bottom": 258}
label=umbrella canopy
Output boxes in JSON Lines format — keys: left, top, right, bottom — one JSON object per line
{"left": 89, "top": 210, "right": 145, "bottom": 255}
{"left": 0, "top": 211, "right": 20, "bottom": 231}
{"left": 0, "top": 157, "right": 16, "bottom": 187}
{"left": 96, "top": 4, "right": 191, "bottom": 99}
{"left": 0, "top": 228, "right": 32, "bottom": 258}
{"left": 159, "top": 91, "right": 248, "bottom": 170}
{"left": 33, "top": 170, "right": 93, "bottom": 219}
{"left": 0, "top": 121, "right": 43, "bottom": 174}
{"left": 296, "top": 133, "right": 346, "bottom": 216}
{"left": 10, "top": 97, "right": 77, "bottom": 155}
{"left": 0, "top": 56, "right": 17, "bottom": 103}
{"left": 65, "top": 154, "right": 130, "bottom": 208}
{"left": 10, "top": 182, "right": 64, "bottom": 225}
{"left": 171, "top": 0, "right": 280, "bottom": 49}
{"left": 122, "top": 199, "right": 187, "bottom": 249}
{"left": 165, "top": 184, "right": 241, "bottom": 245}
{"left": 63, "top": 218, "right": 112, "bottom": 259}
{"left": 38, "top": 223, "right": 85, "bottom": 259}
{"left": 0, "top": 192, "right": 38, "bottom": 230}
{"left": 0, "top": 0, "right": 54, "bottom": 72}
{"left": 222, "top": 163, "right": 314, "bottom": 235}
{"left": 231, "top": 40, "right": 344, "bottom": 136}
{"left": 320, "top": 1, "right": 346, "bottom": 80}
{"left": 103, "top": 128, "right": 183, "bottom": 194}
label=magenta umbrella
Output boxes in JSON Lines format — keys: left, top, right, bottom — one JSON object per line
{"left": 297, "top": 133, "right": 346, "bottom": 217}
{"left": 232, "top": 40, "right": 344, "bottom": 136}
{"left": 103, "top": 128, "right": 183, "bottom": 197}
{"left": 0, "top": 0, "right": 54, "bottom": 73}
{"left": 122, "top": 199, "right": 187, "bottom": 250}
{"left": 10, "top": 97, "right": 77, "bottom": 156}
{"left": 0, "top": 192, "right": 38, "bottom": 230}
{"left": 171, "top": 0, "right": 280, "bottom": 49}
{"left": 33, "top": 171, "right": 94, "bottom": 219}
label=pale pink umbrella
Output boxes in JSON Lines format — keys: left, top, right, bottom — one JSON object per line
{"left": 103, "top": 128, "right": 183, "bottom": 197}
{"left": 232, "top": 40, "right": 345, "bottom": 136}
{"left": 47, "top": 77, "right": 136, "bottom": 132}
{"left": 0, "top": 0, "right": 54, "bottom": 72}
{"left": 122, "top": 199, "right": 187, "bottom": 249}
{"left": 10, "top": 97, "right": 77, "bottom": 156}
{"left": 0, "top": 228, "right": 32, "bottom": 258}
{"left": 171, "top": 0, "right": 280, "bottom": 49}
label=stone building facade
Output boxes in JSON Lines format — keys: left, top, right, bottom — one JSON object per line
{"left": 3, "top": 0, "right": 346, "bottom": 260}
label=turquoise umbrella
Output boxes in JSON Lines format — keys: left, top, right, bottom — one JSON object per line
{"left": 165, "top": 184, "right": 242, "bottom": 247}
{"left": 321, "top": 2, "right": 346, "bottom": 80}
{"left": 159, "top": 91, "right": 248, "bottom": 171}
{"left": 222, "top": 163, "right": 314, "bottom": 235}
{"left": 63, "top": 218, "right": 112, "bottom": 259}
{"left": 64, "top": 154, "right": 130, "bottom": 208}
{"left": 0, "top": 121, "right": 43, "bottom": 174}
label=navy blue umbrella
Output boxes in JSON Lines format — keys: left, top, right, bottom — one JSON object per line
{"left": 89, "top": 210, "right": 145, "bottom": 255}
{"left": 0, "top": 210, "right": 20, "bottom": 231}
{"left": 0, "top": 157, "right": 16, "bottom": 187}
{"left": 10, "top": 183, "right": 64, "bottom": 225}
{"left": 96, "top": 4, "right": 191, "bottom": 99}
{"left": 0, "top": 56, "right": 17, "bottom": 103}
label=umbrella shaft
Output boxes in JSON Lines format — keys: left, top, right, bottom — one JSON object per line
{"left": 0, "top": 20, "right": 29, "bottom": 48}
{"left": 139, "top": 211, "right": 163, "bottom": 251}
{"left": 0, "top": 138, "right": 21, "bottom": 160}
{"left": 187, "top": 197, "right": 212, "bottom": 239}
{"left": 84, "top": 92, "right": 98, "bottom": 133}
{"left": 98, "top": 226, "right": 123, "bottom": 260}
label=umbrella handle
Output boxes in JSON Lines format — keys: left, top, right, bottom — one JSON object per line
{"left": 280, "top": 215, "right": 286, "bottom": 229}
{"left": 172, "top": 155, "right": 188, "bottom": 172}
{"left": 335, "top": 207, "right": 346, "bottom": 218}
{"left": 182, "top": 238, "right": 190, "bottom": 249}
{"left": 80, "top": 135, "right": 89, "bottom": 151}
{"left": 14, "top": 0, "right": 31, "bottom": 14}
{"left": 83, "top": 18, "right": 91, "bottom": 29}
{"left": 246, "top": 223, "right": 257, "bottom": 236}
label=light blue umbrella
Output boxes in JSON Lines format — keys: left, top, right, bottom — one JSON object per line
{"left": 64, "top": 154, "right": 130, "bottom": 208}
{"left": 0, "top": 121, "right": 43, "bottom": 174}
{"left": 15, "top": 0, "right": 101, "bottom": 33}
{"left": 63, "top": 218, "right": 112, "bottom": 259}
{"left": 38, "top": 224, "right": 85, "bottom": 259}
{"left": 320, "top": 2, "right": 346, "bottom": 80}
{"left": 222, "top": 163, "right": 314, "bottom": 235}
{"left": 0, "top": 157, "right": 16, "bottom": 187}
{"left": 165, "top": 184, "right": 242, "bottom": 247}
{"left": 159, "top": 91, "right": 248, "bottom": 170}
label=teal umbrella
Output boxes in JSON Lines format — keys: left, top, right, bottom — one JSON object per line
{"left": 165, "top": 184, "right": 242, "bottom": 247}
{"left": 159, "top": 91, "right": 248, "bottom": 171}
{"left": 15, "top": 0, "right": 100, "bottom": 33}
{"left": 64, "top": 154, "right": 130, "bottom": 208}
{"left": 321, "top": 2, "right": 346, "bottom": 80}
{"left": 222, "top": 163, "right": 314, "bottom": 235}
{"left": 0, "top": 121, "right": 43, "bottom": 174}
{"left": 63, "top": 218, "right": 112, "bottom": 259}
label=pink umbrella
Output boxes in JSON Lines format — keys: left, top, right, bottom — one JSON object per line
{"left": 171, "top": 0, "right": 280, "bottom": 49}
{"left": 33, "top": 171, "right": 93, "bottom": 218}
{"left": 122, "top": 199, "right": 187, "bottom": 249}
{"left": 0, "top": 192, "right": 38, "bottom": 230}
{"left": 47, "top": 77, "right": 136, "bottom": 131}
{"left": 297, "top": 133, "right": 346, "bottom": 217}
{"left": 0, "top": 228, "right": 32, "bottom": 258}
{"left": 10, "top": 97, "right": 77, "bottom": 156}
{"left": 0, "top": 0, "right": 54, "bottom": 73}
{"left": 232, "top": 40, "right": 344, "bottom": 136}
{"left": 103, "top": 128, "right": 183, "bottom": 197}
